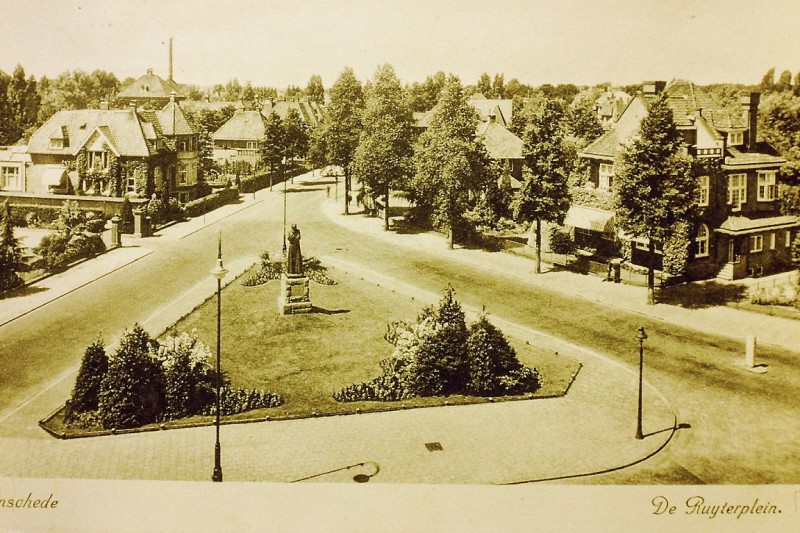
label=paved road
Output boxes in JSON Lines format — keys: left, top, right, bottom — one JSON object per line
{"left": 1, "top": 176, "right": 798, "bottom": 483}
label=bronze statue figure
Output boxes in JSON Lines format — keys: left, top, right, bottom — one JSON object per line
{"left": 287, "top": 224, "right": 303, "bottom": 275}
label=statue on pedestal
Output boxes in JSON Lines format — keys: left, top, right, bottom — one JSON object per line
{"left": 287, "top": 224, "right": 303, "bottom": 275}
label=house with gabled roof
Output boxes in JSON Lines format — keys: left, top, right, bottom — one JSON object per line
{"left": 262, "top": 99, "right": 325, "bottom": 128}
{"left": 117, "top": 68, "right": 186, "bottom": 108}
{"left": 468, "top": 93, "right": 513, "bottom": 127}
{"left": 476, "top": 114, "right": 524, "bottom": 182}
{"left": 24, "top": 95, "right": 200, "bottom": 202}
{"left": 574, "top": 80, "right": 795, "bottom": 280}
{"left": 211, "top": 110, "right": 269, "bottom": 168}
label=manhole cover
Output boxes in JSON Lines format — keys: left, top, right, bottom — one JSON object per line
{"left": 425, "top": 442, "right": 443, "bottom": 452}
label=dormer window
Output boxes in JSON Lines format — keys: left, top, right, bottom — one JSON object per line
{"left": 728, "top": 131, "right": 743, "bottom": 146}
{"left": 50, "top": 138, "right": 64, "bottom": 149}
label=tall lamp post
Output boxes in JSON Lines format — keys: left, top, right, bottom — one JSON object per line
{"left": 635, "top": 326, "right": 648, "bottom": 440}
{"left": 210, "top": 232, "right": 228, "bottom": 482}
{"left": 282, "top": 156, "right": 288, "bottom": 255}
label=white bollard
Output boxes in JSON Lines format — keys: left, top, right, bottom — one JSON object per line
{"left": 745, "top": 335, "right": 756, "bottom": 368}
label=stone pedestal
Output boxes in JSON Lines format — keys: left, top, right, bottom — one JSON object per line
{"left": 278, "top": 273, "right": 312, "bottom": 315}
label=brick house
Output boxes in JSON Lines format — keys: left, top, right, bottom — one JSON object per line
{"left": 24, "top": 95, "right": 200, "bottom": 202}
{"left": 576, "top": 80, "right": 796, "bottom": 280}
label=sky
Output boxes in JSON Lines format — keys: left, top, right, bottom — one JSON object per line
{"left": 3, "top": 0, "right": 800, "bottom": 88}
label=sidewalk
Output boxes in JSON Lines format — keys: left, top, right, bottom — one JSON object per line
{"left": 320, "top": 196, "right": 800, "bottom": 354}
{"left": 0, "top": 192, "right": 265, "bottom": 329}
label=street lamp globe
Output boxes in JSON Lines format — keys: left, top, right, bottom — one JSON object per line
{"left": 210, "top": 259, "right": 228, "bottom": 280}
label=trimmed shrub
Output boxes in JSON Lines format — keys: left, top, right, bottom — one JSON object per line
{"left": 335, "top": 286, "right": 542, "bottom": 403}
{"left": 466, "top": 315, "right": 540, "bottom": 396}
{"left": 69, "top": 338, "right": 108, "bottom": 414}
{"left": 157, "top": 331, "right": 215, "bottom": 420}
{"left": 98, "top": 325, "right": 164, "bottom": 430}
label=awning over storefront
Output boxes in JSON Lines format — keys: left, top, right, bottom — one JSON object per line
{"left": 716, "top": 215, "right": 799, "bottom": 235}
{"left": 564, "top": 205, "right": 615, "bottom": 233}
{"left": 41, "top": 165, "right": 68, "bottom": 189}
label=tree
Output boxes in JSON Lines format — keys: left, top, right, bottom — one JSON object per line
{"left": 512, "top": 99, "right": 572, "bottom": 274}
{"left": 411, "top": 75, "right": 489, "bottom": 247}
{"left": 407, "top": 71, "right": 446, "bottom": 112}
{"left": 566, "top": 98, "right": 604, "bottom": 144}
{"left": 614, "top": 95, "right": 695, "bottom": 304}
{"left": 305, "top": 74, "right": 325, "bottom": 104}
{"left": 761, "top": 67, "right": 776, "bottom": 93}
{"left": 241, "top": 82, "right": 257, "bottom": 109}
{"left": 158, "top": 331, "right": 214, "bottom": 420}
{"left": 476, "top": 72, "right": 492, "bottom": 97}
{"left": 283, "top": 107, "right": 310, "bottom": 166}
{"left": 320, "top": 67, "right": 365, "bottom": 215}
{"left": 197, "top": 126, "right": 215, "bottom": 182}
{"left": 352, "top": 64, "right": 414, "bottom": 230}
{"left": 2, "top": 65, "right": 39, "bottom": 144}
{"left": 98, "top": 325, "right": 163, "bottom": 429}
{"left": 776, "top": 70, "right": 793, "bottom": 93}
{"left": 223, "top": 78, "right": 242, "bottom": 102}
{"left": 492, "top": 73, "right": 505, "bottom": 99}
{"left": 261, "top": 111, "right": 286, "bottom": 175}
{"left": 39, "top": 69, "right": 118, "bottom": 122}
{"left": 0, "top": 200, "right": 25, "bottom": 291}
{"left": 70, "top": 337, "right": 108, "bottom": 413}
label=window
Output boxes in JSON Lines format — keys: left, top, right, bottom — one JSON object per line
{"left": 788, "top": 231, "right": 793, "bottom": 247}
{"left": 635, "top": 239, "right": 663, "bottom": 254}
{"left": 246, "top": 141, "right": 258, "bottom": 150}
{"left": 728, "top": 131, "right": 743, "bottom": 146}
{"left": 757, "top": 171, "right": 777, "bottom": 201}
{"left": 749, "top": 234, "right": 763, "bottom": 253}
{"left": 179, "top": 139, "right": 189, "bottom": 151}
{"left": 178, "top": 167, "right": 187, "bottom": 184}
{"left": 698, "top": 175, "right": 709, "bottom": 207}
{"left": 599, "top": 163, "right": 614, "bottom": 191}
{"left": 694, "top": 224, "right": 709, "bottom": 257}
{"left": 727, "top": 173, "right": 747, "bottom": 209}
{"left": 88, "top": 150, "right": 108, "bottom": 171}
{"left": 0, "top": 166, "right": 22, "bottom": 191}
{"left": 49, "top": 138, "right": 64, "bottom": 149}
{"left": 769, "top": 232, "right": 776, "bottom": 250}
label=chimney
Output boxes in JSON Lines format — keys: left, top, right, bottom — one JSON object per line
{"left": 147, "top": 68, "right": 153, "bottom": 76}
{"left": 169, "top": 37, "right": 173, "bottom": 82}
{"left": 488, "top": 112, "right": 496, "bottom": 123}
{"left": 642, "top": 80, "right": 666, "bottom": 94}
{"left": 99, "top": 100, "right": 109, "bottom": 110}
{"left": 740, "top": 92, "right": 760, "bottom": 152}
{"left": 169, "top": 90, "right": 176, "bottom": 103}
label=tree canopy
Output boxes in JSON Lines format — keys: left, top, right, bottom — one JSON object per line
{"left": 352, "top": 64, "right": 414, "bottom": 230}
{"left": 305, "top": 74, "right": 325, "bottom": 104}
{"left": 512, "top": 98, "right": 572, "bottom": 273}
{"left": 614, "top": 95, "right": 695, "bottom": 304}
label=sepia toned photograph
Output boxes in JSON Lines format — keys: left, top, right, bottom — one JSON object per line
{"left": 1, "top": 1, "right": 799, "bottom": 530}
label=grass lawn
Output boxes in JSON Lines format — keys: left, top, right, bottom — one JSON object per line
{"left": 42, "top": 263, "right": 581, "bottom": 437}
{"left": 164, "top": 263, "right": 580, "bottom": 419}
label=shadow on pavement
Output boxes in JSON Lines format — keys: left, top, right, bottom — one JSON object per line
{"left": 658, "top": 281, "right": 747, "bottom": 309}
{"left": 311, "top": 306, "right": 350, "bottom": 315}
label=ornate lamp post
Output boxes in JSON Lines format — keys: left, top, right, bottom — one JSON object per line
{"left": 210, "top": 232, "right": 228, "bottom": 482}
{"left": 635, "top": 326, "right": 648, "bottom": 440}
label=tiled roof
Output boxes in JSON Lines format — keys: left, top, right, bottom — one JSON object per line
{"left": 580, "top": 128, "right": 619, "bottom": 159}
{"left": 476, "top": 121, "right": 523, "bottom": 160}
{"left": 0, "top": 145, "right": 30, "bottom": 163}
{"left": 643, "top": 80, "right": 746, "bottom": 129}
{"left": 469, "top": 97, "right": 513, "bottom": 126}
{"left": 261, "top": 101, "right": 323, "bottom": 127}
{"left": 212, "top": 110, "right": 269, "bottom": 141}
{"left": 28, "top": 109, "right": 154, "bottom": 157}
{"left": 717, "top": 215, "right": 799, "bottom": 234}
{"left": 157, "top": 101, "right": 197, "bottom": 136}
{"left": 118, "top": 70, "right": 184, "bottom": 100}
{"left": 724, "top": 145, "right": 786, "bottom": 167}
